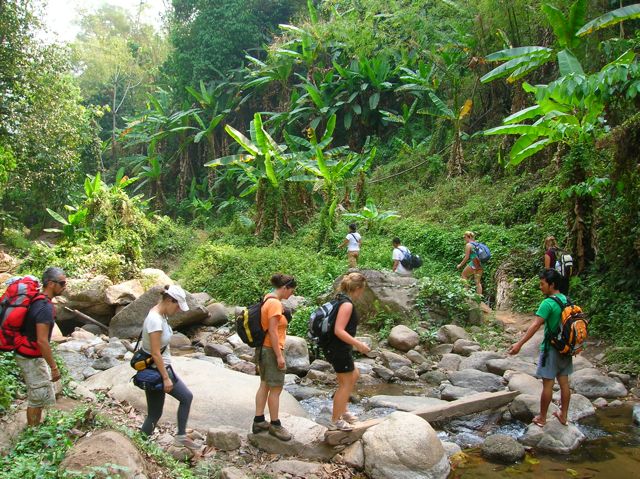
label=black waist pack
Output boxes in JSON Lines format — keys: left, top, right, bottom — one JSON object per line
{"left": 130, "top": 330, "right": 166, "bottom": 370}
{"left": 132, "top": 368, "right": 163, "bottom": 391}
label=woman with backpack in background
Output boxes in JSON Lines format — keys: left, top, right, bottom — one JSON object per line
{"left": 544, "top": 235, "right": 571, "bottom": 295}
{"left": 457, "top": 231, "right": 483, "bottom": 296}
{"left": 140, "top": 285, "right": 199, "bottom": 449}
{"left": 324, "top": 272, "right": 371, "bottom": 431}
{"left": 252, "top": 273, "right": 297, "bottom": 441}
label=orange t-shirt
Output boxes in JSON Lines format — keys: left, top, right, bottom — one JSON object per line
{"left": 260, "top": 295, "right": 287, "bottom": 350}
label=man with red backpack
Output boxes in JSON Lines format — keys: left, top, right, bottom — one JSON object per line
{"left": 1, "top": 267, "right": 66, "bottom": 425}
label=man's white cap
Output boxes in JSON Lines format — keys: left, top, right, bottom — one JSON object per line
{"left": 166, "top": 284, "right": 189, "bottom": 311}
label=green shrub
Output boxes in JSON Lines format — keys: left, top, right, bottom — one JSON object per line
{"left": 416, "top": 273, "right": 479, "bottom": 324}
{"left": 289, "top": 305, "right": 314, "bottom": 338}
{"left": 511, "top": 276, "right": 543, "bottom": 313}
{"left": 177, "top": 243, "right": 344, "bottom": 305}
{"left": 0, "top": 354, "right": 24, "bottom": 414}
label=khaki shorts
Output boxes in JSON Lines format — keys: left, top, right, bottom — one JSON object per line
{"left": 256, "top": 346, "right": 285, "bottom": 387}
{"left": 347, "top": 251, "right": 359, "bottom": 268}
{"left": 15, "top": 356, "right": 56, "bottom": 408}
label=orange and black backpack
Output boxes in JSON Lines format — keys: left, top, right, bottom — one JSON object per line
{"left": 548, "top": 295, "right": 589, "bottom": 356}
{"left": 0, "top": 276, "right": 47, "bottom": 356}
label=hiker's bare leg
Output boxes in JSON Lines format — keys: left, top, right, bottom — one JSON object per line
{"left": 267, "top": 386, "right": 282, "bottom": 421}
{"left": 557, "top": 374, "right": 571, "bottom": 423}
{"left": 255, "top": 381, "right": 269, "bottom": 417}
{"left": 537, "top": 378, "right": 555, "bottom": 424}
{"left": 333, "top": 369, "right": 359, "bottom": 422}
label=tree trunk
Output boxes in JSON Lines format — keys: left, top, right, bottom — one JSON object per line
{"left": 111, "top": 85, "right": 117, "bottom": 167}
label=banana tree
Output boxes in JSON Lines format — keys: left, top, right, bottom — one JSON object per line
{"left": 343, "top": 198, "right": 400, "bottom": 233}
{"left": 205, "top": 113, "right": 298, "bottom": 241}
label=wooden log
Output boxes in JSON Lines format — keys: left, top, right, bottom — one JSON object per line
{"left": 324, "top": 390, "right": 519, "bottom": 446}
{"left": 63, "top": 307, "right": 109, "bottom": 332}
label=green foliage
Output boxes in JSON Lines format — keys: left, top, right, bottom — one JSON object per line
{"left": 177, "top": 243, "right": 343, "bottom": 305}
{"left": 371, "top": 312, "right": 404, "bottom": 341}
{"left": 289, "top": 305, "right": 314, "bottom": 339}
{"left": 416, "top": 274, "right": 480, "bottom": 324}
{"left": 511, "top": 276, "right": 543, "bottom": 313}
{"left": 343, "top": 198, "right": 400, "bottom": 233}
{"left": 0, "top": 354, "right": 24, "bottom": 414}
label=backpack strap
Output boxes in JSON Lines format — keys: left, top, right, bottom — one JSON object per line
{"left": 549, "top": 295, "right": 566, "bottom": 309}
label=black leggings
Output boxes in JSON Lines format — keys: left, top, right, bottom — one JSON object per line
{"left": 141, "top": 367, "right": 193, "bottom": 436}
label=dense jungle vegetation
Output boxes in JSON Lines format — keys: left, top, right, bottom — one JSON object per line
{"left": 1, "top": 0, "right": 639, "bottom": 373}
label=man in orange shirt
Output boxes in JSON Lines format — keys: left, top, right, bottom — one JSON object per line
{"left": 252, "top": 273, "right": 297, "bottom": 441}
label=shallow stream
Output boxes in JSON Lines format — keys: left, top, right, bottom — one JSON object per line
{"left": 294, "top": 382, "right": 640, "bottom": 478}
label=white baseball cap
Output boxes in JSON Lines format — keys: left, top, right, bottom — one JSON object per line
{"left": 166, "top": 284, "right": 189, "bottom": 311}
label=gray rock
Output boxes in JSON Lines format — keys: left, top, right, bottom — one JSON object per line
{"left": 459, "top": 351, "right": 504, "bottom": 372}
{"left": 373, "top": 365, "right": 394, "bottom": 381}
{"left": 509, "top": 394, "right": 559, "bottom": 423}
{"left": 363, "top": 412, "right": 450, "bottom": 479}
{"left": 280, "top": 295, "right": 307, "bottom": 313}
{"left": 284, "top": 336, "right": 311, "bottom": 375}
{"left": 551, "top": 392, "right": 595, "bottom": 421}
{"left": 309, "top": 359, "right": 333, "bottom": 372}
{"left": 91, "top": 356, "right": 121, "bottom": 371}
{"left": 139, "top": 268, "right": 173, "bottom": 289}
{"left": 431, "top": 343, "right": 453, "bottom": 355}
{"left": 420, "top": 370, "right": 447, "bottom": 385}
{"left": 633, "top": 404, "right": 640, "bottom": 425}
{"left": 572, "top": 355, "right": 594, "bottom": 371}
{"left": 228, "top": 360, "right": 256, "bottom": 376}
{"left": 266, "top": 459, "right": 323, "bottom": 478}
{"left": 220, "top": 467, "right": 249, "bottom": 479}
{"left": 593, "top": 397, "right": 608, "bottom": 408}
{"left": 55, "top": 275, "right": 115, "bottom": 326}
{"left": 109, "top": 286, "right": 208, "bottom": 339}
{"left": 285, "top": 384, "right": 326, "bottom": 401}
{"left": 367, "top": 395, "right": 447, "bottom": 412}
{"left": 226, "top": 333, "right": 244, "bottom": 349}
{"left": 206, "top": 426, "right": 243, "bottom": 451}
{"left": 82, "top": 366, "right": 99, "bottom": 379}
{"left": 609, "top": 399, "right": 623, "bottom": 407}
{"left": 452, "top": 339, "right": 482, "bottom": 356}
{"left": 191, "top": 292, "right": 212, "bottom": 305}
{"left": 448, "top": 369, "right": 505, "bottom": 393}
{"left": 105, "top": 279, "right": 144, "bottom": 306}
{"left": 204, "top": 303, "right": 229, "bottom": 327}
{"left": 355, "top": 361, "right": 374, "bottom": 375}
{"left": 520, "top": 419, "right": 586, "bottom": 453}
{"left": 441, "top": 441, "right": 462, "bottom": 457}
{"left": 608, "top": 371, "right": 631, "bottom": 386}
{"left": 438, "top": 353, "right": 462, "bottom": 371}
{"left": 481, "top": 434, "right": 525, "bottom": 463}
{"left": 204, "top": 343, "right": 233, "bottom": 358}
{"left": 248, "top": 415, "right": 335, "bottom": 460}
{"left": 305, "top": 369, "right": 336, "bottom": 383}
{"left": 380, "top": 350, "right": 412, "bottom": 370}
{"left": 342, "top": 440, "right": 364, "bottom": 470}
{"left": 388, "top": 325, "right": 420, "bottom": 352}
{"left": 395, "top": 366, "right": 418, "bottom": 381}
{"left": 197, "top": 356, "right": 224, "bottom": 368}
{"left": 486, "top": 358, "right": 538, "bottom": 377}
{"left": 440, "top": 384, "right": 478, "bottom": 401}
{"left": 96, "top": 341, "right": 128, "bottom": 359}
{"left": 570, "top": 368, "right": 628, "bottom": 398}
{"left": 507, "top": 371, "right": 542, "bottom": 397}
{"left": 438, "top": 325, "right": 471, "bottom": 343}
{"left": 406, "top": 350, "right": 429, "bottom": 365}
{"left": 170, "top": 332, "right": 191, "bottom": 349}
{"left": 58, "top": 350, "right": 94, "bottom": 381}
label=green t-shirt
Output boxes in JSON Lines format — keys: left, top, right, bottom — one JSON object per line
{"left": 536, "top": 293, "right": 567, "bottom": 352}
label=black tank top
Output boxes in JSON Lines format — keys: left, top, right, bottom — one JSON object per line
{"left": 326, "top": 293, "right": 358, "bottom": 351}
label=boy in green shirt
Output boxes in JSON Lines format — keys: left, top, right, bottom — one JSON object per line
{"left": 508, "top": 269, "right": 573, "bottom": 427}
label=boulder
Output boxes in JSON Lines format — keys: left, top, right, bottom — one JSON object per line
{"left": 84, "top": 357, "right": 307, "bottom": 431}
{"left": 280, "top": 295, "right": 307, "bottom": 313}
{"left": 486, "top": 358, "right": 537, "bottom": 377}
{"left": 394, "top": 366, "right": 418, "bottom": 381}
{"left": 58, "top": 350, "right": 96, "bottom": 382}
{"left": 520, "top": 419, "right": 586, "bottom": 453}
{"left": 191, "top": 292, "right": 212, "bottom": 305}
{"left": 373, "top": 365, "right": 394, "bottom": 381}
{"left": 569, "top": 368, "right": 629, "bottom": 398}
{"left": 388, "top": 325, "right": 419, "bottom": 352}
{"left": 572, "top": 355, "right": 594, "bottom": 371}
{"left": 204, "top": 343, "right": 233, "bottom": 358}
{"left": 437, "top": 325, "right": 471, "bottom": 344}
{"left": 266, "top": 460, "right": 323, "bottom": 479}
{"left": 633, "top": 404, "right": 640, "bottom": 425}
{"left": 431, "top": 344, "right": 453, "bottom": 355}
{"left": 609, "top": 371, "right": 631, "bottom": 386}
{"left": 363, "top": 411, "right": 450, "bottom": 479}
{"left": 309, "top": 359, "right": 333, "bottom": 372}
{"left": 406, "top": 350, "right": 429, "bottom": 365}
{"left": 248, "top": 415, "right": 335, "bottom": 460}
{"left": 593, "top": 397, "right": 608, "bottom": 408}
{"left": 459, "top": 351, "right": 504, "bottom": 372}
{"left": 509, "top": 394, "right": 559, "bottom": 423}
{"left": 284, "top": 336, "right": 311, "bottom": 375}
{"left": 170, "top": 332, "right": 191, "bottom": 349}
{"left": 331, "top": 269, "right": 420, "bottom": 321}
{"left": 551, "top": 392, "right": 596, "bottom": 421}
{"left": 59, "top": 430, "right": 146, "bottom": 478}
{"left": 367, "top": 395, "right": 447, "bottom": 412}
{"left": 109, "top": 286, "right": 209, "bottom": 339}
{"left": 96, "top": 341, "right": 128, "bottom": 359}
{"left": 226, "top": 333, "right": 244, "bottom": 349}
{"left": 285, "top": 385, "right": 326, "bottom": 401}
{"left": 105, "top": 280, "right": 144, "bottom": 306}
{"left": 204, "top": 303, "right": 229, "bottom": 326}
{"left": 91, "top": 356, "right": 121, "bottom": 371}
{"left": 55, "top": 276, "right": 115, "bottom": 326}
{"left": 139, "top": 268, "right": 173, "bottom": 289}
{"left": 420, "top": 370, "right": 447, "bottom": 385}
{"left": 380, "top": 350, "right": 412, "bottom": 370}
{"left": 229, "top": 360, "right": 256, "bottom": 375}
{"left": 440, "top": 384, "right": 478, "bottom": 401}
{"left": 220, "top": 467, "right": 249, "bottom": 479}
{"left": 438, "top": 354, "right": 462, "bottom": 371}
{"left": 481, "top": 434, "right": 525, "bottom": 464}
{"left": 342, "top": 440, "right": 365, "bottom": 470}
{"left": 452, "top": 339, "right": 481, "bottom": 356}
{"left": 441, "top": 441, "right": 462, "bottom": 458}
{"left": 207, "top": 426, "right": 243, "bottom": 451}
{"left": 448, "top": 369, "right": 505, "bottom": 393}
{"left": 507, "top": 372, "right": 542, "bottom": 397}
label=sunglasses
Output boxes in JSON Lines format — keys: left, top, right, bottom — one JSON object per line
{"left": 53, "top": 280, "right": 67, "bottom": 287}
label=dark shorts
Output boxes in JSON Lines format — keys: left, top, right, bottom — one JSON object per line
{"left": 324, "top": 346, "right": 355, "bottom": 373}
{"left": 256, "top": 346, "right": 285, "bottom": 387}
{"left": 536, "top": 348, "right": 573, "bottom": 379}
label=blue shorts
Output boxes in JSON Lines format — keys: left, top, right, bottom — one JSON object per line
{"left": 536, "top": 348, "right": 573, "bottom": 379}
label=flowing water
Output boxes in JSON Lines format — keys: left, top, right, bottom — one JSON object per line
{"left": 294, "top": 382, "right": 640, "bottom": 478}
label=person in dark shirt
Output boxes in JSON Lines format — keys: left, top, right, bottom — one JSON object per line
{"left": 14, "top": 267, "right": 66, "bottom": 426}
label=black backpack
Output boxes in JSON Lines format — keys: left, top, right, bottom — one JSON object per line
{"left": 400, "top": 248, "right": 423, "bottom": 270}
{"left": 308, "top": 295, "right": 347, "bottom": 349}
{"left": 236, "top": 296, "right": 276, "bottom": 347}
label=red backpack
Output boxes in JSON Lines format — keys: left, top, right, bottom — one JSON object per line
{"left": 0, "top": 276, "right": 47, "bottom": 356}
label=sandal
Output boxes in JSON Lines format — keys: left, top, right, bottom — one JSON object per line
{"left": 553, "top": 411, "right": 568, "bottom": 426}
{"left": 531, "top": 416, "right": 546, "bottom": 427}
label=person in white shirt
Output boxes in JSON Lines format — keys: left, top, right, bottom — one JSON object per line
{"left": 339, "top": 223, "right": 362, "bottom": 269}
{"left": 392, "top": 237, "right": 412, "bottom": 276}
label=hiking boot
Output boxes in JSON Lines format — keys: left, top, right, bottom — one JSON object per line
{"left": 252, "top": 420, "right": 271, "bottom": 434}
{"left": 173, "top": 435, "right": 201, "bottom": 450}
{"left": 341, "top": 411, "right": 358, "bottom": 424}
{"left": 268, "top": 424, "right": 292, "bottom": 441}
{"left": 329, "top": 419, "right": 353, "bottom": 431}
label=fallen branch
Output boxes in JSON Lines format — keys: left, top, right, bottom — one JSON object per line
{"left": 63, "top": 307, "right": 109, "bottom": 333}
